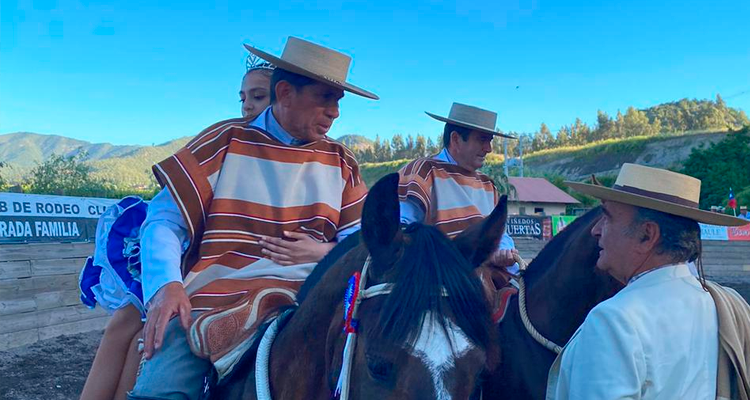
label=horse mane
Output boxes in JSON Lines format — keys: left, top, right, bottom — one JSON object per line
{"left": 368, "top": 223, "right": 492, "bottom": 351}
{"left": 521, "top": 207, "right": 603, "bottom": 287}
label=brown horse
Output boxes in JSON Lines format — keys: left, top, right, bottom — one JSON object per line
{"left": 483, "top": 208, "right": 624, "bottom": 400}
{"left": 216, "top": 173, "right": 508, "bottom": 399}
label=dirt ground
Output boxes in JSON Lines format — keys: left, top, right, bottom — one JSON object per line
{"left": 0, "top": 331, "right": 102, "bottom": 400}
{"left": 1, "top": 282, "right": 748, "bottom": 400}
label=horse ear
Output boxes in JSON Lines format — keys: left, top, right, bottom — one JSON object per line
{"left": 452, "top": 195, "right": 508, "bottom": 267}
{"left": 361, "top": 173, "right": 403, "bottom": 265}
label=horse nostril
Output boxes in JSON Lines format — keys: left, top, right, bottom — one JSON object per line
{"left": 366, "top": 354, "right": 394, "bottom": 381}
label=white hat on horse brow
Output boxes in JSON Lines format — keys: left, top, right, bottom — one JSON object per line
{"left": 566, "top": 163, "right": 747, "bottom": 227}
{"left": 244, "top": 37, "right": 378, "bottom": 100}
{"left": 426, "top": 102, "right": 516, "bottom": 139}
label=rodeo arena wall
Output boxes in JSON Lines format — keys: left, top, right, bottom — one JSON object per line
{"left": 1, "top": 193, "right": 749, "bottom": 351}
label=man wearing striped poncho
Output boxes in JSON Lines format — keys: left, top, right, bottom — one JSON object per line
{"left": 129, "top": 37, "right": 378, "bottom": 400}
{"left": 399, "top": 103, "right": 520, "bottom": 272}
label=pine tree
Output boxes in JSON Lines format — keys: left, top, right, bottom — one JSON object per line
{"left": 595, "top": 110, "right": 614, "bottom": 140}
{"left": 391, "top": 134, "right": 405, "bottom": 160}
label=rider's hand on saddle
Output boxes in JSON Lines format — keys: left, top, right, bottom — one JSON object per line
{"left": 258, "top": 231, "right": 336, "bottom": 265}
{"left": 142, "top": 281, "right": 192, "bottom": 360}
{"left": 489, "top": 248, "right": 519, "bottom": 268}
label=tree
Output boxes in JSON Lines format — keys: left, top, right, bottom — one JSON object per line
{"left": 391, "top": 134, "right": 406, "bottom": 160}
{"left": 716, "top": 93, "right": 726, "bottom": 109}
{"left": 494, "top": 130, "right": 521, "bottom": 157}
{"left": 405, "top": 135, "right": 415, "bottom": 158}
{"left": 371, "top": 136, "right": 383, "bottom": 162}
{"left": 682, "top": 127, "right": 750, "bottom": 209}
{"left": 414, "top": 135, "right": 428, "bottom": 158}
{"left": 0, "top": 162, "right": 7, "bottom": 190}
{"left": 595, "top": 110, "right": 615, "bottom": 140}
{"left": 651, "top": 117, "right": 663, "bottom": 135}
{"left": 28, "top": 151, "right": 110, "bottom": 196}
{"left": 426, "top": 137, "right": 439, "bottom": 155}
{"left": 622, "top": 107, "right": 655, "bottom": 137}
{"left": 380, "top": 140, "right": 393, "bottom": 161}
{"left": 492, "top": 134, "right": 504, "bottom": 155}
{"left": 555, "top": 126, "right": 570, "bottom": 147}
{"left": 536, "top": 123, "right": 554, "bottom": 150}
{"left": 575, "top": 118, "right": 593, "bottom": 143}
{"left": 517, "top": 133, "right": 534, "bottom": 155}
{"left": 614, "top": 110, "right": 625, "bottom": 138}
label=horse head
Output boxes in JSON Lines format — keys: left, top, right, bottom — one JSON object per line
{"left": 324, "top": 173, "right": 507, "bottom": 399}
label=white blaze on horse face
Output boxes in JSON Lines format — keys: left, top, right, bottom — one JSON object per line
{"left": 408, "top": 311, "right": 474, "bottom": 400}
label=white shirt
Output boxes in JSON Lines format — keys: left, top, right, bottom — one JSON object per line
{"left": 140, "top": 107, "right": 360, "bottom": 305}
{"left": 546, "top": 263, "right": 718, "bottom": 400}
{"left": 399, "top": 148, "right": 518, "bottom": 273}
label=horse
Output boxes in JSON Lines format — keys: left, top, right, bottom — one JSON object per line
{"left": 216, "top": 173, "right": 509, "bottom": 399}
{"left": 483, "top": 207, "right": 624, "bottom": 400}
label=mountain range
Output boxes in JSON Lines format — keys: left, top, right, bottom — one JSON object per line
{"left": 0, "top": 132, "right": 376, "bottom": 187}
{"left": 0, "top": 132, "right": 191, "bottom": 185}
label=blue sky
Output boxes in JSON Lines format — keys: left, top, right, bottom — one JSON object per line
{"left": 1, "top": 0, "right": 749, "bottom": 146}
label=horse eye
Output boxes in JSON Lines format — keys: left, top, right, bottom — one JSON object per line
{"left": 366, "top": 354, "right": 393, "bottom": 381}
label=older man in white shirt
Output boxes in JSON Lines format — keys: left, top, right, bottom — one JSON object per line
{"left": 546, "top": 163, "right": 748, "bottom": 400}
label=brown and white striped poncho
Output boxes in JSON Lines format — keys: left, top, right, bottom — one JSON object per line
{"left": 398, "top": 157, "right": 498, "bottom": 238}
{"left": 153, "top": 118, "right": 367, "bottom": 310}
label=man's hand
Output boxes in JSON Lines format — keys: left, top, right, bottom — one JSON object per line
{"left": 142, "top": 282, "right": 192, "bottom": 359}
{"left": 488, "top": 248, "right": 519, "bottom": 268}
{"left": 259, "top": 231, "right": 335, "bottom": 265}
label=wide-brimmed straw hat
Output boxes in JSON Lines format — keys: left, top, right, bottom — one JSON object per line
{"left": 566, "top": 163, "right": 747, "bottom": 226}
{"left": 244, "top": 37, "right": 378, "bottom": 100}
{"left": 426, "top": 103, "right": 516, "bottom": 139}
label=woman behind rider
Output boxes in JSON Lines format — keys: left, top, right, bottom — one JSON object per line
{"left": 79, "top": 54, "right": 275, "bottom": 400}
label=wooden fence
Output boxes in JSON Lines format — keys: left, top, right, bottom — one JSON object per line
{"left": 0, "top": 242, "right": 107, "bottom": 351}
{"left": 1, "top": 239, "right": 748, "bottom": 351}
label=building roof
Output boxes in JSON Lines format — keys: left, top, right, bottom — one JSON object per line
{"left": 508, "top": 177, "right": 580, "bottom": 204}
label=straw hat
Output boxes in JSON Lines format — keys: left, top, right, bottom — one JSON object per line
{"left": 243, "top": 37, "right": 378, "bottom": 100}
{"left": 565, "top": 163, "right": 747, "bottom": 226}
{"left": 426, "top": 103, "right": 516, "bottom": 139}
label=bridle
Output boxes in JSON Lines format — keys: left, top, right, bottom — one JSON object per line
{"left": 333, "top": 255, "right": 394, "bottom": 399}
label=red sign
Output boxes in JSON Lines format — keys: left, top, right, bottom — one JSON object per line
{"left": 542, "top": 217, "right": 552, "bottom": 241}
{"left": 728, "top": 224, "right": 750, "bottom": 241}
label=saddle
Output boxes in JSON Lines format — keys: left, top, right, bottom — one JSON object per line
{"left": 199, "top": 307, "right": 297, "bottom": 400}
{"left": 477, "top": 264, "right": 518, "bottom": 324}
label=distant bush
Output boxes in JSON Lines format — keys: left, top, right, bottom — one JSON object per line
{"left": 682, "top": 127, "right": 750, "bottom": 209}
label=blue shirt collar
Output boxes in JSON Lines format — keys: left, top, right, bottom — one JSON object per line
{"left": 249, "top": 106, "right": 307, "bottom": 146}
{"left": 434, "top": 147, "right": 458, "bottom": 165}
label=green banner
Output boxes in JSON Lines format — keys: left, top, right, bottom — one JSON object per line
{"left": 551, "top": 215, "right": 578, "bottom": 236}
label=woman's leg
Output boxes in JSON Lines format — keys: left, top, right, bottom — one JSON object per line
{"left": 80, "top": 304, "right": 143, "bottom": 400}
{"left": 113, "top": 328, "right": 143, "bottom": 400}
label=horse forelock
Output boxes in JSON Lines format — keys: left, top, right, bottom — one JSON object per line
{"left": 367, "top": 223, "right": 493, "bottom": 355}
